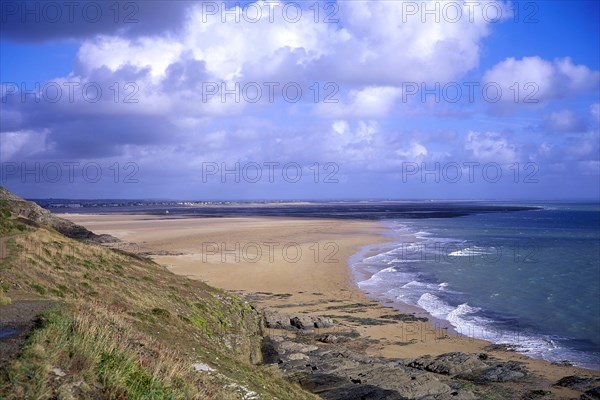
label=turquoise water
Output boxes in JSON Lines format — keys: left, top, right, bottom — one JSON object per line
{"left": 353, "top": 203, "right": 600, "bottom": 369}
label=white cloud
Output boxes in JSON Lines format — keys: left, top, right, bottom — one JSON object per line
{"left": 182, "top": 2, "right": 336, "bottom": 81}
{"left": 329, "top": 120, "right": 378, "bottom": 143}
{"left": 47, "top": 0, "right": 526, "bottom": 123}
{"left": 482, "top": 57, "right": 600, "bottom": 111}
{"left": 331, "top": 0, "right": 505, "bottom": 83}
{"left": 538, "top": 142, "right": 552, "bottom": 154}
{"left": 77, "top": 36, "right": 183, "bottom": 80}
{"left": 541, "top": 110, "right": 587, "bottom": 134}
{"left": 464, "top": 131, "right": 519, "bottom": 164}
{"left": 74, "top": 0, "right": 507, "bottom": 88}
{"left": 315, "top": 86, "right": 402, "bottom": 118}
{"left": 0, "top": 129, "right": 50, "bottom": 161}
{"left": 331, "top": 120, "right": 349, "bottom": 135}
{"left": 395, "top": 142, "right": 429, "bottom": 159}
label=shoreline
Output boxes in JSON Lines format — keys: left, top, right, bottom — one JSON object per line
{"left": 348, "top": 236, "right": 459, "bottom": 331}
{"left": 60, "top": 212, "right": 600, "bottom": 385}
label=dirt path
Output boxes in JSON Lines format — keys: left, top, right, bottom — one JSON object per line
{"left": 0, "top": 301, "right": 57, "bottom": 366}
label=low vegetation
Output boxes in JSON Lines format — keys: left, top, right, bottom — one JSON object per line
{"left": 0, "top": 188, "right": 316, "bottom": 399}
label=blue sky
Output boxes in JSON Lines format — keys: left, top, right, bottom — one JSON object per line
{"left": 1, "top": 0, "right": 599, "bottom": 200}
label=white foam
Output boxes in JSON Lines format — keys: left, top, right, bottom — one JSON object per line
{"left": 415, "top": 231, "right": 432, "bottom": 239}
{"left": 401, "top": 280, "right": 436, "bottom": 290}
{"left": 448, "top": 246, "right": 494, "bottom": 257}
{"left": 447, "top": 303, "right": 483, "bottom": 333}
{"left": 388, "top": 258, "right": 418, "bottom": 264}
{"left": 416, "top": 293, "right": 455, "bottom": 317}
{"left": 350, "top": 219, "right": 600, "bottom": 369}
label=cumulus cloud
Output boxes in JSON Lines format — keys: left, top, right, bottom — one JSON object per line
{"left": 315, "top": 86, "right": 402, "bottom": 118}
{"left": 1, "top": 0, "right": 513, "bottom": 161}
{"left": 394, "top": 142, "right": 429, "bottom": 159}
{"left": 464, "top": 131, "right": 519, "bottom": 164}
{"left": 326, "top": 0, "right": 506, "bottom": 84}
{"left": 2, "top": 0, "right": 599, "bottom": 199}
{"left": 328, "top": 120, "right": 378, "bottom": 147}
{"left": 482, "top": 57, "right": 600, "bottom": 112}
{"left": 77, "top": 36, "right": 184, "bottom": 80}
{"left": 72, "top": 0, "right": 504, "bottom": 86}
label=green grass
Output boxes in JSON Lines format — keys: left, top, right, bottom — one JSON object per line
{"left": 30, "top": 283, "right": 47, "bottom": 295}
{"left": 0, "top": 200, "right": 318, "bottom": 400}
{"left": 0, "top": 305, "right": 205, "bottom": 399}
{"left": 0, "top": 288, "right": 10, "bottom": 305}
{"left": 151, "top": 308, "right": 171, "bottom": 318}
{"left": 0, "top": 238, "right": 21, "bottom": 270}
{"left": 50, "top": 289, "right": 65, "bottom": 298}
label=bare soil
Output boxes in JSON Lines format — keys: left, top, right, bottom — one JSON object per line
{"left": 0, "top": 301, "right": 57, "bottom": 366}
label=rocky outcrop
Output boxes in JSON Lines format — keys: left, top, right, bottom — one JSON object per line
{"left": 263, "top": 308, "right": 333, "bottom": 330}
{"left": 580, "top": 386, "right": 600, "bottom": 400}
{"left": 209, "top": 294, "right": 264, "bottom": 365}
{"left": 0, "top": 186, "right": 117, "bottom": 243}
{"left": 260, "top": 308, "right": 548, "bottom": 400}
{"left": 555, "top": 375, "right": 599, "bottom": 392}
{"left": 554, "top": 376, "right": 600, "bottom": 400}
{"left": 406, "top": 352, "right": 528, "bottom": 382}
{"left": 262, "top": 334, "right": 478, "bottom": 399}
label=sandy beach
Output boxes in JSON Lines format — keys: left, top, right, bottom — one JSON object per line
{"left": 62, "top": 213, "right": 600, "bottom": 394}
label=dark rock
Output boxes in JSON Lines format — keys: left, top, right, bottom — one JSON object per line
{"left": 552, "top": 360, "right": 574, "bottom": 367}
{"left": 318, "top": 384, "right": 407, "bottom": 400}
{"left": 581, "top": 386, "right": 600, "bottom": 400}
{"left": 259, "top": 310, "right": 538, "bottom": 399}
{"left": 260, "top": 336, "right": 280, "bottom": 364}
{"left": 380, "top": 313, "right": 429, "bottom": 322}
{"left": 290, "top": 315, "right": 314, "bottom": 330}
{"left": 264, "top": 338, "right": 478, "bottom": 400}
{"left": 277, "top": 340, "right": 318, "bottom": 354}
{"left": 522, "top": 389, "right": 552, "bottom": 399}
{"left": 318, "top": 334, "right": 341, "bottom": 344}
{"left": 313, "top": 316, "right": 334, "bottom": 328}
{"left": 263, "top": 308, "right": 334, "bottom": 330}
{"left": 410, "top": 353, "right": 488, "bottom": 376}
{"left": 263, "top": 309, "right": 292, "bottom": 329}
{"left": 555, "top": 376, "right": 599, "bottom": 391}
{"left": 483, "top": 343, "right": 518, "bottom": 352}
{"left": 407, "top": 352, "right": 528, "bottom": 383}
{"left": 468, "top": 361, "right": 527, "bottom": 382}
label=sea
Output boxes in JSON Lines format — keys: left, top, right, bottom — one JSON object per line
{"left": 351, "top": 202, "right": 600, "bottom": 370}
{"left": 40, "top": 199, "right": 600, "bottom": 369}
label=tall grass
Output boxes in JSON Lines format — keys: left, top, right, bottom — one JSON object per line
{"left": 1, "top": 302, "right": 214, "bottom": 399}
{"left": 0, "top": 205, "right": 317, "bottom": 399}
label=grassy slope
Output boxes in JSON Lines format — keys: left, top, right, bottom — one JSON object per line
{"left": 0, "top": 197, "right": 316, "bottom": 399}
